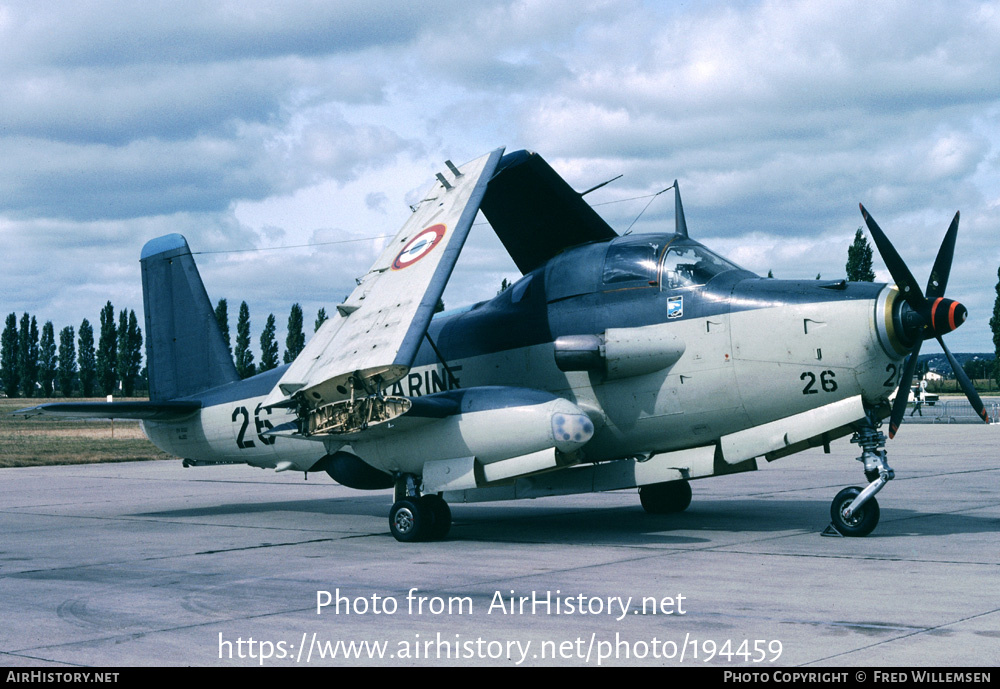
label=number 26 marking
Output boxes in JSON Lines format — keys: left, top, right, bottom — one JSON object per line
{"left": 232, "top": 404, "right": 277, "bottom": 449}
{"left": 801, "top": 370, "right": 838, "bottom": 394}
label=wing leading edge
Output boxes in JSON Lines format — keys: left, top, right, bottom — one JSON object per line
{"left": 264, "top": 148, "right": 505, "bottom": 412}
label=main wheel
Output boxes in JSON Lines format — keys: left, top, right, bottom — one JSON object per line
{"left": 420, "top": 494, "right": 452, "bottom": 540}
{"left": 830, "top": 486, "right": 880, "bottom": 537}
{"left": 639, "top": 480, "right": 692, "bottom": 514}
{"left": 389, "top": 498, "right": 429, "bottom": 542}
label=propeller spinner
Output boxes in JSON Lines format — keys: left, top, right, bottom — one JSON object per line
{"left": 859, "top": 205, "right": 989, "bottom": 437}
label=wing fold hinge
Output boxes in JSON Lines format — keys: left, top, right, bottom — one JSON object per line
{"left": 305, "top": 395, "right": 411, "bottom": 436}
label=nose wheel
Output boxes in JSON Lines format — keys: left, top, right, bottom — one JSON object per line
{"left": 829, "top": 486, "right": 880, "bottom": 537}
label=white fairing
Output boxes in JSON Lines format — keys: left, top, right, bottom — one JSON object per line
{"left": 350, "top": 396, "right": 593, "bottom": 475}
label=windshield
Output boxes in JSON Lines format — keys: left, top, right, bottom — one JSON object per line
{"left": 601, "top": 235, "right": 743, "bottom": 289}
{"left": 660, "top": 244, "right": 740, "bottom": 289}
{"left": 602, "top": 237, "right": 666, "bottom": 284}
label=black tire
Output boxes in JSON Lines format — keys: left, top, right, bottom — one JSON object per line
{"left": 389, "top": 498, "right": 428, "bottom": 542}
{"left": 639, "top": 480, "right": 692, "bottom": 514}
{"left": 420, "top": 494, "right": 452, "bottom": 540}
{"left": 830, "top": 486, "right": 880, "bottom": 537}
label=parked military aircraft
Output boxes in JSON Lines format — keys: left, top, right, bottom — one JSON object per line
{"left": 18, "top": 148, "right": 988, "bottom": 542}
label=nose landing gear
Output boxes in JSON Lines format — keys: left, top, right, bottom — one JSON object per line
{"left": 825, "top": 414, "right": 893, "bottom": 537}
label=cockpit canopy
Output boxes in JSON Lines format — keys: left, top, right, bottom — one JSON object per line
{"left": 542, "top": 233, "right": 751, "bottom": 304}
{"left": 602, "top": 234, "right": 746, "bottom": 289}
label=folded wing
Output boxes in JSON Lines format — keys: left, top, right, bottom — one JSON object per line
{"left": 264, "top": 148, "right": 504, "bottom": 415}
{"left": 480, "top": 150, "right": 618, "bottom": 274}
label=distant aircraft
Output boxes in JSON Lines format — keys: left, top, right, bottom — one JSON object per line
{"left": 18, "top": 148, "right": 988, "bottom": 541}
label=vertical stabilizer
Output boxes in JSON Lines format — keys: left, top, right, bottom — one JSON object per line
{"left": 140, "top": 234, "right": 239, "bottom": 401}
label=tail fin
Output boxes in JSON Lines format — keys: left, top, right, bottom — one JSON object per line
{"left": 140, "top": 234, "right": 239, "bottom": 401}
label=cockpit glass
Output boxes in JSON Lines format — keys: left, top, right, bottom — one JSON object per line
{"left": 660, "top": 244, "right": 739, "bottom": 289}
{"left": 602, "top": 236, "right": 741, "bottom": 288}
{"left": 602, "top": 239, "right": 663, "bottom": 284}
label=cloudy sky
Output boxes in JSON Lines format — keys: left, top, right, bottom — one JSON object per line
{"left": 3, "top": 0, "right": 999, "bottom": 360}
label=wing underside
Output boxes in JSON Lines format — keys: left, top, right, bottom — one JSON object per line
{"left": 264, "top": 148, "right": 504, "bottom": 413}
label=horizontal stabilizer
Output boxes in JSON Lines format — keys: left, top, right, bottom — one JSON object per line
{"left": 13, "top": 400, "right": 201, "bottom": 421}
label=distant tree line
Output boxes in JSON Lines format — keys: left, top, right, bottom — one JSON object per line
{"left": 1, "top": 301, "right": 143, "bottom": 399}
{"left": 1, "top": 300, "right": 330, "bottom": 397}
{"left": 213, "top": 299, "right": 328, "bottom": 380}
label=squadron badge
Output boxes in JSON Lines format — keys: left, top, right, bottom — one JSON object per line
{"left": 667, "top": 295, "right": 683, "bottom": 319}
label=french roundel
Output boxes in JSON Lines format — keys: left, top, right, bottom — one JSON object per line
{"left": 392, "top": 224, "right": 447, "bottom": 270}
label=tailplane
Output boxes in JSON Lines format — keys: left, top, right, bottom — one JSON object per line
{"left": 140, "top": 234, "right": 239, "bottom": 401}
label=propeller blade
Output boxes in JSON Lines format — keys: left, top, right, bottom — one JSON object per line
{"left": 888, "top": 344, "right": 923, "bottom": 439}
{"left": 937, "top": 335, "right": 990, "bottom": 423}
{"left": 860, "top": 204, "right": 928, "bottom": 313}
{"left": 926, "top": 211, "right": 959, "bottom": 299}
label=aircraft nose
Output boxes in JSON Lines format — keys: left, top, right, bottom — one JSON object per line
{"left": 928, "top": 297, "right": 966, "bottom": 337}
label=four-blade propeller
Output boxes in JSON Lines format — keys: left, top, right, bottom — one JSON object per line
{"left": 859, "top": 204, "right": 989, "bottom": 437}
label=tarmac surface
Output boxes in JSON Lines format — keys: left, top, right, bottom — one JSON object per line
{"left": 1, "top": 423, "right": 997, "bottom": 668}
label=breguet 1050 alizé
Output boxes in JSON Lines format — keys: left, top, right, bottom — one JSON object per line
{"left": 18, "top": 148, "right": 989, "bottom": 542}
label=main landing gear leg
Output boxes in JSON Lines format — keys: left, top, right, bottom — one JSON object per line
{"left": 389, "top": 473, "right": 451, "bottom": 543}
{"left": 826, "top": 414, "right": 894, "bottom": 537}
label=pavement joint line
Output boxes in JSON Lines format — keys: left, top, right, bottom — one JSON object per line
{"left": 0, "top": 534, "right": 384, "bottom": 579}
{"left": 0, "top": 650, "right": 89, "bottom": 667}
{"left": 802, "top": 606, "right": 1000, "bottom": 667}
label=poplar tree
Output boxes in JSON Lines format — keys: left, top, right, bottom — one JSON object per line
{"left": 283, "top": 303, "right": 305, "bottom": 364}
{"left": 117, "top": 309, "right": 128, "bottom": 391}
{"left": 846, "top": 227, "right": 876, "bottom": 282}
{"left": 96, "top": 301, "right": 117, "bottom": 395}
{"left": 117, "top": 309, "right": 143, "bottom": 396}
{"left": 259, "top": 314, "right": 279, "bottom": 372}
{"left": 39, "top": 321, "right": 57, "bottom": 397}
{"left": 18, "top": 313, "right": 39, "bottom": 398}
{"left": 314, "top": 307, "right": 328, "bottom": 333}
{"left": 1, "top": 313, "right": 18, "bottom": 398}
{"left": 991, "top": 266, "right": 1000, "bottom": 389}
{"left": 235, "top": 301, "right": 255, "bottom": 379}
{"left": 58, "top": 326, "right": 77, "bottom": 397}
{"left": 78, "top": 319, "right": 97, "bottom": 397}
{"left": 215, "top": 298, "right": 232, "bottom": 358}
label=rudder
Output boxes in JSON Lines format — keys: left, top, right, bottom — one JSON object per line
{"left": 140, "top": 234, "right": 239, "bottom": 401}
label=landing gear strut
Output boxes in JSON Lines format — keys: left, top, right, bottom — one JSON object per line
{"left": 827, "top": 413, "right": 893, "bottom": 537}
{"left": 389, "top": 474, "right": 451, "bottom": 542}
